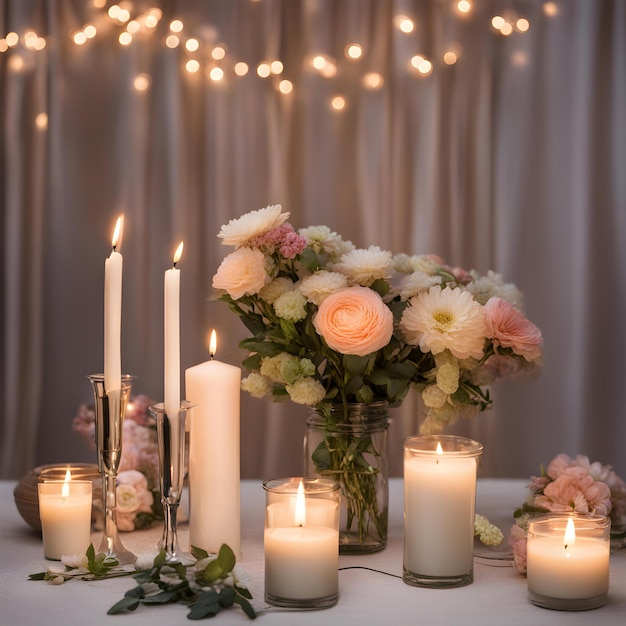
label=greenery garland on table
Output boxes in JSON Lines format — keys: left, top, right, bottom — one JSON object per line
{"left": 29, "top": 543, "right": 256, "bottom": 620}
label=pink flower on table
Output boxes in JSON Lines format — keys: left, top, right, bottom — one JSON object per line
{"left": 508, "top": 524, "right": 528, "bottom": 573}
{"left": 212, "top": 247, "right": 270, "bottom": 299}
{"left": 534, "top": 474, "right": 612, "bottom": 517}
{"left": 313, "top": 286, "right": 394, "bottom": 356}
{"left": 484, "top": 297, "right": 543, "bottom": 362}
{"left": 116, "top": 470, "right": 154, "bottom": 532}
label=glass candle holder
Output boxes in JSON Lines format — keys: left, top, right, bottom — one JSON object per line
{"left": 263, "top": 477, "right": 340, "bottom": 609}
{"left": 527, "top": 513, "right": 610, "bottom": 610}
{"left": 402, "top": 435, "right": 483, "bottom": 588}
{"left": 38, "top": 479, "right": 92, "bottom": 560}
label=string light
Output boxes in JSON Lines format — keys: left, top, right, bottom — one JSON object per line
{"left": 0, "top": 40, "right": 8, "bottom": 53}
{"left": 330, "top": 95, "right": 346, "bottom": 111}
{"left": 491, "top": 16, "right": 505, "bottom": 30}
{"left": 73, "top": 31, "right": 87, "bottom": 45}
{"left": 543, "top": 2, "right": 558, "bottom": 17}
{"left": 208, "top": 66, "right": 224, "bottom": 82}
{"left": 362, "top": 72, "right": 383, "bottom": 89}
{"left": 500, "top": 22, "right": 513, "bottom": 36}
{"left": 394, "top": 15, "right": 415, "bottom": 33}
{"left": 278, "top": 79, "right": 293, "bottom": 94}
{"left": 6, "top": 32, "right": 19, "bottom": 47}
{"left": 234, "top": 61, "right": 249, "bottom": 76}
{"left": 456, "top": 1, "right": 472, "bottom": 15}
{"left": 133, "top": 73, "right": 151, "bottom": 91}
{"left": 35, "top": 112, "right": 48, "bottom": 129}
{"left": 185, "top": 59, "right": 200, "bottom": 73}
{"left": 8, "top": 54, "right": 25, "bottom": 71}
{"left": 127, "top": 20, "right": 141, "bottom": 34}
{"left": 185, "top": 37, "right": 199, "bottom": 52}
{"left": 212, "top": 45, "right": 226, "bottom": 60}
{"left": 443, "top": 50, "right": 458, "bottom": 65}
{"left": 516, "top": 18, "right": 530, "bottom": 32}
{"left": 119, "top": 31, "right": 132, "bottom": 46}
{"left": 170, "top": 19, "right": 184, "bottom": 32}
{"left": 257, "top": 62, "right": 271, "bottom": 78}
{"left": 345, "top": 43, "right": 362, "bottom": 60}
{"left": 270, "top": 60, "right": 283, "bottom": 74}
{"left": 84, "top": 24, "right": 97, "bottom": 38}
{"left": 93, "top": 0, "right": 107, "bottom": 7}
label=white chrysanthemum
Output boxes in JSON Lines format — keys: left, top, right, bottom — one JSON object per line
{"left": 466, "top": 270, "right": 523, "bottom": 308}
{"left": 332, "top": 246, "right": 393, "bottom": 286}
{"left": 259, "top": 277, "right": 294, "bottom": 304}
{"left": 299, "top": 271, "right": 348, "bottom": 305}
{"left": 396, "top": 271, "right": 442, "bottom": 301}
{"left": 400, "top": 285, "right": 487, "bottom": 360}
{"left": 241, "top": 372, "right": 273, "bottom": 398}
{"left": 285, "top": 377, "right": 326, "bottom": 405}
{"left": 273, "top": 290, "right": 308, "bottom": 321}
{"left": 61, "top": 554, "right": 89, "bottom": 570}
{"left": 393, "top": 253, "right": 441, "bottom": 275}
{"left": 134, "top": 551, "right": 160, "bottom": 571}
{"left": 299, "top": 225, "right": 354, "bottom": 259}
{"left": 217, "top": 204, "right": 290, "bottom": 247}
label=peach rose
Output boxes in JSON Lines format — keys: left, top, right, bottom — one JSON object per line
{"left": 312, "top": 286, "right": 393, "bottom": 356}
{"left": 484, "top": 297, "right": 543, "bottom": 361}
{"left": 212, "top": 247, "right": 270, "bottom": 299}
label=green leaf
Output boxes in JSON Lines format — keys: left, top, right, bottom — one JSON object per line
{"left": 343, "top": 375, "right": 363, "bottom": 395}
{"left": 28, "top": 572, "right": 47, "bottom": 581}
{"left": 142, "top": 590, "right": 180, "bottom": 604}
{"left": 239, "top": 339, "right": 282, "bottom": 356}
{"left": 219, "top": 586, "right": 235, "bottom": 608}
{"left": 298, "top": 247, "right": 326, "bottom": 272}
{"left": 86, "top": 544, "right": 96, "bottom": 563}
{"left": 187, "top": 590, "right": 220, "bottom": 620}
{"left": 234, "top": 585, "right": 253, "bottom": 600}
{"left": 107, "top": 596, "right": 141, "bottom": 615}
{"left": 215, "top": 544, "right": 236, "bottom": 575}
{"left": 343, "top": 354, "right": 370, "bottom": 377}
{"left": 355, "top": 385, "right": 374, "bottom": 403}
{"left": 125, "top": 585, "right": 147, "bottom": 599}
{"left": 191, "top": 545, "right": 210, "bottom": 561}
{"left": 240, "top": 314, "right": 266, "bottom": 336}
{"left": 234, "top": 593, "right": 257, "bottom": 619}
{"left": 242, "top": 353, "right": 262, "bottom": 371}
{"left": 311, "top": 440, "right": 331, "bottom": 470}
{"left": 370, "top": 278, "right": 390, "bottom": 297}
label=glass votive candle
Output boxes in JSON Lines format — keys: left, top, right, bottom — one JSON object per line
{"left": 527, "top": 513, "right": 610, "bottom": 610}
{"left": 263, "top": 477, "right": 340, "bottom": 609}
{"left": 38, "top": 477, "right": 92, "bottom": 560}
{"left": 402, "top": 435, "right": 483, "bottom": 588}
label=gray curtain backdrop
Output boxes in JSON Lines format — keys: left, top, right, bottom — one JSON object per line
{"left": 1, "top": 0, "right": 625, "bottom": 481}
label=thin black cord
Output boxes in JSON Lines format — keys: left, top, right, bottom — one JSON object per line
{"left": 338, "top": 566, "right": 402, "bottom": 579}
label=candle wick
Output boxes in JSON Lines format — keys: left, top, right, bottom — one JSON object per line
{"left": 172, "top": 261, "right": 177, "bottom": 269}
{"left": 564, "top": 544, "right": 568, "bottom": 550}
{"left": 112, "top": 244, "right": 117, "bottom": 252}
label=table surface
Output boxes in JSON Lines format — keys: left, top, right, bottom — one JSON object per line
{"left": 2, "top": 479, "right": 625, "bottom": 625}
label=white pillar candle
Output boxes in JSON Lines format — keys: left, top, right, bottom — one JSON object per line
{"left": 263, "top": 478, "right": 340, "bottom": 607}
{"left": 527, "top": 515, "right": 610, "bottom": 610}
{"left": 104, "top": 216, "right": 123, "bottom": 392}
{"left": 185, "top": 330, "right": 241, "bottom": 557}
{"left": 403, "top": 435, "right": 482, "bottom": 586}
{"left": 164, "top": 241, "right": 184, "bottom": 414}
{"left": 38, "top": 473, "right": 92, "bottom": 561}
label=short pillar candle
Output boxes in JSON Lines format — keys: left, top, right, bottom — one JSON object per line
{"left": 38, "top": 478, "right": 92, "bottom": 560}
{"left": 263, "top": 477, "right": 340, "bottom": 609}
{"left": 527, "top": 513, "right": 610, "bottom": 610}
{"left": 403, "top": 435, "right": 483, "bottom": 588}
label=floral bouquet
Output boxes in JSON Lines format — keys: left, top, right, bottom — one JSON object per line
{"left": 212, "top": 204, "right": 543, "bottom": 548}
{"left": 73, "top": 394, "right": 161, "bottom": 531}
{"left": 509, "top": 453, "right": 626, "bottom": 573}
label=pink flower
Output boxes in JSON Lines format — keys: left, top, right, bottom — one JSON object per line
{"left": 484, "top": 297, "right": 543, "bottom": 361}
{"left": 535, "top": 474, "right": 612, "bottom": 517}
{"left": 212, "top": 247, "right": 270, "bottom": 299}
{"left": 508, "top": 524, "right": 528, "bottom": 573}
{"left": 313, "top": 286, "right": 394, "bottom": 356}
{"left": 116, "top": 470, "right": 154, "bottom": 532}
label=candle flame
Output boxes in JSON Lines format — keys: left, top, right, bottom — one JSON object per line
{"left": 564, "top": 518, "right": 576, "bottom": 549}
{"left": 294, "top": 480, "right": 306, "bottom": 527}
{"left": 62, "top": 469, "right": 71, "bottom": 498}
{"left": 173, "top": 241, "right": 184, "bottom": 265}
{"left": 436, "top": 442, "right": 443, "bottom": 455}
{"left": 209, "top": 329, "right": 217, "bottom": 357}
{"left": 112, "top": 215, "right": 123, "bottom": 250}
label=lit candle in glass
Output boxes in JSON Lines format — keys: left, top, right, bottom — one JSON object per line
{"left": 38, "top": 470, "right": 92, "bottom": 560}
{"left": 403, "top": 435, "right": 483, "bottom": 587}
{"left": 263, "top": 477, "right": 340, "bottom": 609}
{"left": 527, "top": 513, "right": 610, "bottom": 610}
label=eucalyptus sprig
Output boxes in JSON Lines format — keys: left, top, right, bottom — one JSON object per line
{"left": 29, "top": 544, "right": 130, "bottom": 583}
{"left": 108, "top": 544, "right": 256, "bottom": 620}
{"left": 29, "top": 543, "right": 256, "bottom": 620}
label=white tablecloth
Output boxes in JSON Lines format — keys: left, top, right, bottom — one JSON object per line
{"left": 2, "top": 479, "right": 625, "bottom": 625}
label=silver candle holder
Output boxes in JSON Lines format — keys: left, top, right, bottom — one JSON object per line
{"left": 149, "top": 401, "right": 195, "bottom": 564}
{"left": 87, "top": 374, "right": 136, "bottom": 565}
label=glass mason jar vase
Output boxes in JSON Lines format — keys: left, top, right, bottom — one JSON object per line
{"left": 304, "top": 402, "right": 389, "bottom": 554}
